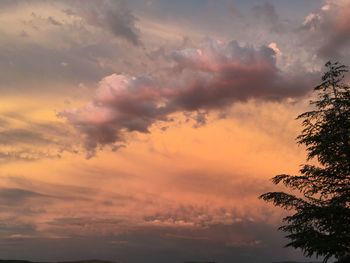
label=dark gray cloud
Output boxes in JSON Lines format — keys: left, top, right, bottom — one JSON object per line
{"left": 0, "top": 0, "right": 141, "bottom": 46}
{"left": 0, "top": 114, "right": 79, "bottom": 163}
{"left": 0, "top": 186, "right": 54, "bottom": 219}
{"left": 46, "top": 217, "right": 125, "bottom": 228}
{"left": 169, "top": 41, "right": 311, "bottom": 111}
{"left": 4, "top": 176, "right": 98, "bottom": 202}
{"left": 0, "top": 0, "right": 146, "bottom": 91}
{"left": 0, "top": 176, "right": 102, "bottom": 237}
{"left": 0, "top": 221, "right": 37, "bottom": 237}
{"left": 0, "top": 176, "right": 314, "bottom": 263}
{"left": 0, "top": 221, "right": 312, "bottom": 263}
{"left": 252, "top": 2, "right": 279, "bottom": 24}
{"left": 47, "top": 16, "right": 62, "bottom": 26}
{"left": 251, "top": 2, "right": 284, "bottom": 33}
{"left": 0, "top": 0, "right": 22, "bottom": 9}
{"left": 61, "top": 40, "right": 315, "bottom": 156}
{"left": 301, "top": 0, "right": 350, "bottom": 59}
{"left": 0, "top": 41, "right": 114, "bottom": 90}
{"left": 71, "top": 0, "right": 141, "bottom": 45}
{"left": 0, "top": 129, "right": 51, "bottom": 145}
{"left": 0, "top": 188, "right": 49, "bottom": 205}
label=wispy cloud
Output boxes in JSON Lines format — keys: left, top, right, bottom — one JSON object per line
{"left": 0, "top": 113, "right": 77, "bottom": 163}
{"left": 72, "top": 0, "right": 142, "bottom": 46}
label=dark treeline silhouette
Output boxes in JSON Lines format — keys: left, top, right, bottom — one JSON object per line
{"left": 260, "top": 62, "right": 350, "bottom": 263}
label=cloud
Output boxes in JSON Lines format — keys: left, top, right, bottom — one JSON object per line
{"left": 0, "top": 129, "right": 51, "bottom": 145}
{"left": 166, "top": 171, "right": 270, "bottom": 200}
{"left": 0, "top": 220, "right": 37, "bottom": 237}
{"left": 0, "top": 0, "right": 141, "bottom": 45}
{"left": 0, "top": 222, "right": 306, "bottom": 263}
{"left": 0, "top": 40, "right": 114, "bottom": 90}
{"left": 251, "top": 2, "right": 283, "bottom": 33}
{"left": 0, "top": 120, "right": 75, "bottom": 163}
{"left": 59, "top": 74, "right": 170, "bottom": 157}
{"left": 0, "top": 114, "right": 78, "bottom": 163}
{"left": 47, "top": 16, "right": 63, "bottom": 26}
{"left": 3, "top": 176, "right": 98, "bottom": 202}
{"left": 0, "top": 150, "right": 58, "bottom": 163}
{"left": 252, "top": 2, "right": 279, "bottom": 24}
{"left": 73, "top": 0, "right": 141, "bottom": 45}
{"left": 0, "top": 188, "right": 49, "bottom": 205}
{"left": 302, "top": 0, "right": 350, "bottom": 59}
{"left": 0, "top": 117, "right": 9, "bottom": 127}
{"left": 0, "top": 0, "right": 22, "bottom": 9}
{"left": 168, "top": 40, "right": 311, "bottom": 110}
{"left": 0, "top": 0, "right": 147, "bottom": 91}
{"left": 61, "top": 39, "right": 314, "bottom": 156}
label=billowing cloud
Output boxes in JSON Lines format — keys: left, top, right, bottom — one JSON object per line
{"left": 59, "top": 74, "right": 170, "bottom": 157}
{"left": 61, "top": 40, "right": 314, "bottom": 156}
{"left": 302, "top": 0, "right": 350, "bottom": 58}
{"left": 169, "top": 40, "right": 311, "bottom": 110}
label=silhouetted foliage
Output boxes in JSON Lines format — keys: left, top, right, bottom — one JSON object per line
{"left": 260, "top": 62, "right": 350, "bottom": 263}
{"left": 336, "top": 254, "right": 350, "bottom": 263}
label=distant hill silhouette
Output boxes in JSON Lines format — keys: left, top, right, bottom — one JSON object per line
{"left": 0, "top": 260, "right": 117, "bottom": 263}
{"left": 0, "top": 260, "right": 324, "bottom": 263}
{"left": 274, "top": 261, "right": 322, "bottom": 263}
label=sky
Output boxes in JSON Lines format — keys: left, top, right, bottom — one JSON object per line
{"left": 0, "top": 0, "right": 350, "bottom": 262}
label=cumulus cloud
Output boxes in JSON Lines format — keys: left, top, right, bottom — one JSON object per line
{"left": 61, "top": 40, "right": 314, "bottom": 156}
{"left": 169, "top": 40, "right": 311, "bottom": 110}
{"left": 59, "top": 74, "right": 170, "bottom": 157}
{"left": 302, "top": 0, "right": 350, "bottom": 58}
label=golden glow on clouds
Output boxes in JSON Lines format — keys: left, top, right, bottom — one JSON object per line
{"left": 0, "top": 93, "right": 309, "bottom": 238}
{"left": 1, "top": 1, "right": 342, "bottom": 259}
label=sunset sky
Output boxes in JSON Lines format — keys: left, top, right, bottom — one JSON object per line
{"left": 1, "top": 0, "right": 350, "bottom": 262}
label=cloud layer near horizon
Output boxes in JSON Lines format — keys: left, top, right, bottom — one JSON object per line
{"left": 0, "top": 98, "right": 309, "bottom": 262}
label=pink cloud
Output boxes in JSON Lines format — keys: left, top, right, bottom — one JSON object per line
{"left": 61, "top": 40, "right": 314, "bottom": 156}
